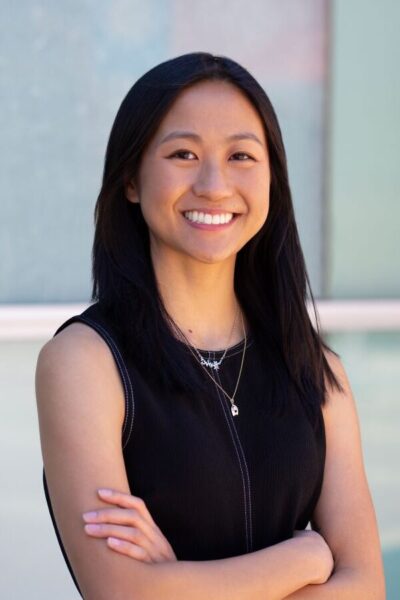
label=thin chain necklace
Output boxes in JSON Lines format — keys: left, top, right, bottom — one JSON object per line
{"left": 174, "top": 309, "right": 247, "bottom": 417}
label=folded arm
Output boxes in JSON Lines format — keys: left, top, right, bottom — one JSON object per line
{"left": 36, "top": 323, "right": 383, "bottom": 600}
{"left": 283, "top": 350, "right": 386, "bottom": 599}
{"left": 36, "top": 323, "right": 329, "bottom": 600}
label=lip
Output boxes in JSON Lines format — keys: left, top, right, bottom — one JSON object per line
{"left": 181, "top": 211, "right": 241, "bottom": 230}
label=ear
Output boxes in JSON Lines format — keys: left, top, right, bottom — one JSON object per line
{"left": 125, "top": 178, "right": 140, "bottom": 204}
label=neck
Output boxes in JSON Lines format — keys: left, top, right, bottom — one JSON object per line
{"left": 151, "top": 248, "right": 248, "bottom": 351}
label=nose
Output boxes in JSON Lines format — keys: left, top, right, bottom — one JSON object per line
{"left": 192, "top": 160, "right": 233, "bottom": 202}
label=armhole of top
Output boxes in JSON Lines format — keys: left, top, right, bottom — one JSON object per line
{"left": 53, "top": 314, "right": 135, "bottom": 450}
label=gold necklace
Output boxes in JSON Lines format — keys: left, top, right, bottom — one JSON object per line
{"left": 176, "top": 310, "right": 247, "bottom": 417}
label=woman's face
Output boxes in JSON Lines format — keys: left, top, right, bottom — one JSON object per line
{"left": 125, "top": 79, "right": 271, "bottom": 266}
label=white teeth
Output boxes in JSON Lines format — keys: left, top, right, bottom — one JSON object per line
{"left": 183, "top": 211, "right": 234, "bottom": 225}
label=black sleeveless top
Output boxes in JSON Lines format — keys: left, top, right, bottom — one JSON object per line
{"left": 43, "top": 302, "right": 326, "bottom": 596}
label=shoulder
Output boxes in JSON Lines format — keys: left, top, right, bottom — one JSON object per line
{"left": 320, "top": 347, "right": 354, "bottom": 420}
{"left": 39, "top": 320, "right": 111, "bottom": 360}
{"left": 322, "top": 347, "right": 349, "bottom": 391}
{"left": 38, "top": 319, "right": 121, "bottom": 376}
{"left": 36, "top": 321, "right": 125, "bottom": 426}
{"left": 319, "top": 347, "right": 360, "bottom": 454}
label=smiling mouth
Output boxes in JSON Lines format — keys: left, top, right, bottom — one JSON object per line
{"left": 181, "top": 210, "right": 241, "bottom": 226}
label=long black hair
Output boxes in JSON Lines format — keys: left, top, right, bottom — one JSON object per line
{"left": 91, "top": 51, "right": 343, "bottom": 427}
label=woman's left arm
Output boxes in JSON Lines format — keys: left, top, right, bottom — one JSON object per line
{"left": 283, "top": 350, "right": 386, "bottom": 599}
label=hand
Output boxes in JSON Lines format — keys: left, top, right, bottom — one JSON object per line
{"left": 82, "top": 488, "right": 177, "bottom": 564}
{"left": 293, "top": 529, "right": 334, "bottom": 584}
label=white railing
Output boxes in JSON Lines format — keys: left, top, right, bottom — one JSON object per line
{"left": 1, "top": 300, "right": 400, "bottom": 340}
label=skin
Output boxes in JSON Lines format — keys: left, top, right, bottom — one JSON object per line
{"left": 36, "top": 80, "right": 385, "bottom": 597}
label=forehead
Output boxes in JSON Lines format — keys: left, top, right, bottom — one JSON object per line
{"left": 155, "top": 80, "right": 266, "bottom": 139}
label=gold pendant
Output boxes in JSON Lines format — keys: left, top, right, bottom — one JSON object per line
{"left": 231, "top": 404, "right": 239, "bottom": 416}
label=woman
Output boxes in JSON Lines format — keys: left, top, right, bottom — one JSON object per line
{"left": 35, "top": 52, "right": 385, "bottom": 599}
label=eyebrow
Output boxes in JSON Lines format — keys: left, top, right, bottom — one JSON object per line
{"left": 159, "top": 130, "right": 265, "bottom": 147}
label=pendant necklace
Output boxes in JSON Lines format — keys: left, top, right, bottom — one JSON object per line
{"left": 172, "top": 308, "right": 247, "bottom": 417}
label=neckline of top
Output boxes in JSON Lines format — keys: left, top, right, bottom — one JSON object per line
{"left": 172, "top": 330, "right": 254, "bottom": 357}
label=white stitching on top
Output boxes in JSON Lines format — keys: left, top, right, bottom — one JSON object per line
{"left": 215, "top": 354, "right": 253, "bottom": 551}
{"left": 77, "top": 316, "right": 135, "bottom": 450}
{"left": 211, "top": 351, "right": 250, "bottom": 553}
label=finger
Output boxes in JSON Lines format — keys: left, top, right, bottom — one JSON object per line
{"left": 84, "top": 522, "right": 174, "bottom": 562}
{"left": 107, "top": 537, "right": 152, "bottom": 563}
{"left": 84, "top": 523, "right": 157, "bottom": 555}
{"left": 83, "top": 507, "right": 160, "bottom": 545}
{"left": 83, "top": 507, "right": 146, "bottom": 527}
{"left": 106, "top": 532, "right": 169, "bottom": 563}
{"left": 97, "top": 489, "right": 156, "bottom": 526}
{"left": 84, "top": 523, "right": 142, "bottom": 543}
{"left": 85, "top": 523, "right": 168, "bottom": 561}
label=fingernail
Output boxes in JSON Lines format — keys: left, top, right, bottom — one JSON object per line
{"left": 83, "top": 511, "right": 97, "bottom": 521}
{"left": 108, "top": 537, "right": 121, "bottom": 546}
{"left": 98, "top": 488, "right": 112, "bottom": 496}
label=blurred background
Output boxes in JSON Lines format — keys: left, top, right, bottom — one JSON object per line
{"left": 1, "top": 0, "right": 399, "bottom": 597}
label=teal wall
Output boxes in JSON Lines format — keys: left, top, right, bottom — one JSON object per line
{"left": 2, "top": 1, "right": 399, "bottom": 302}
{"left": 0, "top": 1, "right": 170, "bottom": 303}
{"left": 328, "top": 0, "right": 400, "bottom": 298}
{"left": 0, "top": 0, "right": 328, "bottom": 302}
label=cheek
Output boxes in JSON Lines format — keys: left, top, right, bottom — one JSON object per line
{"left": 249, "top": 176, "right": 270, "bottom": 215}
{"left": 138, "top": 183, "right": 178, "bottom": 240}
{"left": 142, "top": 156, "right": 189, "bottom": 192}
{"left": 240, "top": 168, "right": 270, "bottom": 206}
{"left": 248, "top": 184, "right": 270, "bottom": 235}
{"left": 139, "top": 172, "right": 191, "bottom": 234}
{"left": 259, "top": 176, "right": 271, "bottom": 215}
{"left": 138, "top": 171, "right": 170, "bottom": 221}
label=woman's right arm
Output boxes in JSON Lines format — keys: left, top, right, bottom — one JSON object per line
{"left": 35, "top": 323, "right": 331, "bottom": 600}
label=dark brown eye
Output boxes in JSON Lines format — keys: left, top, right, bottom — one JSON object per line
{"left": 168, "top": 150, "right": 196, "bottom": 160}
{"left": 231, "top": 152, "right": 254, "bottom": 161}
